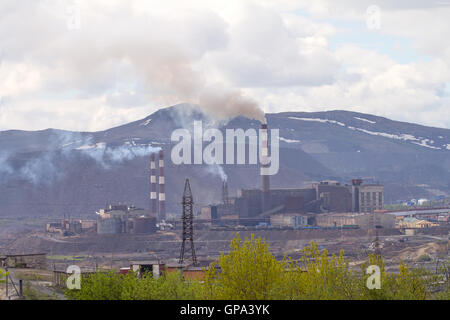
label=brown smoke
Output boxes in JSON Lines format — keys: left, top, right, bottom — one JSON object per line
{"left": 133, "top": 58, "right": 265, "bottom": 122}
{"left": 197, "top": 86, "right": 265, "bottom": 123}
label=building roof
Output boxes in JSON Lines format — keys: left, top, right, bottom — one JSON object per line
{"left": 404, "top": 217, "right": 418, "bottom": 223}
{"left": 5, "top": 253, "right": 46, "bottom": 257}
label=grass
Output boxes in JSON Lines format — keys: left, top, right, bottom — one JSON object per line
{"left": 417, "top": 254, "right": 432, "bottom": 262}
{"left": 16, "top": 271, "right": 52, "bottom": 282}
{"left": 22, "top": 281, "right": 56, "bottom": 300}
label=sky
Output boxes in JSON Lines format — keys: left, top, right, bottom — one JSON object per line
{"left": 0, "top": 0, "right": 449, "bottom": 131}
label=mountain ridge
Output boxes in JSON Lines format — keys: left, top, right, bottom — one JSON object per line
{"left": 0, "top": 104, "right": 448, "bottom": 217}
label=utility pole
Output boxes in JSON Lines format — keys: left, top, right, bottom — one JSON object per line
{"left": 374, "top": 212, "right": 382, "bottom": 257}
{"left": 5, "top": 267, "right": 8, "bottom": 299}
{"left": 179, "top": 179, "right": 198, "bottom": 266}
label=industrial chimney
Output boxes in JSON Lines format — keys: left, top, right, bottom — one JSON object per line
{"left": 222, "top": 180, "right": 229, "bottom": 205}
{"left": 261, "top": 123, "right": 271, "bottom": 213}
{"left": 158, "top": 150, "right": 166, "bottom": 221}
{"left": 261, "top": 123, "right": 270, "bottom": 192}
{"left": 150, "top": 153, "right": 157, "bottom": 217}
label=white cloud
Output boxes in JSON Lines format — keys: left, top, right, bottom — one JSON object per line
{"left": 0, "top": 0, "right": 449, "bottom": 130}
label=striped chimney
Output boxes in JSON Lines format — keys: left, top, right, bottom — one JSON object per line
{"left": 158, "top": 150, "right": 166, "bottom": 221}
{"left": 150, "top": 153, "right": 157, "bottom": 217}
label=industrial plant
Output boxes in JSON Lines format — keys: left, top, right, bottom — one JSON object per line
{"left": 200, "top": 123, "right": 385, "bottom": 228}
{"left": 3, "top": 120, "right": 449, "bottom": 302}
{"left": 94, "top": 150, "right": 166, "bottom": 235}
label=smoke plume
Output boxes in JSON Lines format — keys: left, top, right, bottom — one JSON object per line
{"left": 51, "top": 3, "right": 266, "bottom": 124}
{"left": 0, "top": 131, "right": 160, "bottom": 185}
{"left": 79, "top": 143, "right": 161, "bottom": 168}
{"left": 205, "top": 164, "right": 228, "bottom": 182}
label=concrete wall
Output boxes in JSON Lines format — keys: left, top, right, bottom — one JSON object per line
{"left": 316, "top": 213, "right": 395, "bottom": 229}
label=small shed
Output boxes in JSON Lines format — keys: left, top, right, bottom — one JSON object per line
{"left": 4, "top": 253, "right": 47, "bottom": 269}
{"left": 130, "top": 260, "right": 165, "bottom": 278}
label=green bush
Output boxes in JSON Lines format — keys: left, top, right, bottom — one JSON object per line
{"left": 64, "top": 234, "right": 447, "bottom": 300}
{"left": 417, "top": 254, "right": 432, "bottom": 262}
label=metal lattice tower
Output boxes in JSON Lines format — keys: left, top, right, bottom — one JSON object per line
{"left": 375, "top": 226, "right": 381, "bottom": 256}
{"left": 179, "top": 179, "right": 198, "bottom": 266}
{"left": 370, "top": 211, "right": 382, "bottom": 256}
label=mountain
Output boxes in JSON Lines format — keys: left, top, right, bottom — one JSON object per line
{"left": 0, "top": 103, "right": 449, "bottom": 217}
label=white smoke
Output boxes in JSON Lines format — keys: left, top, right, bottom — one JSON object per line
{"left": 205, "top": 164, "right": 228, "bottom": 182}
{"left": 82, "top": 144, "right": 161, "bottom": 168}
{"left": 19, "top": 153, "right": 60, "bottom": 185}
{"left": 0, "top": 131, "right": 161, "bottom": 185}
{"left": 0, "top": 152, "right": 13, "bottom": 177}
{"left": 56, "top": 131, "right": 161, "bottom": 168}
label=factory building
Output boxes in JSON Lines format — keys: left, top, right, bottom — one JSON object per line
{"left": 1, "top": 253, "right": 47, "bottom": 269}
{"left": 201, "top": 123, "right": 385, "bottom": 226}
{"left": 228, "top": 180, "right": 383, "bottom": 226}
{"left": 270, "top": 213, "right": 312, "bottom": 228}
{"left": 95, "top": 150, "right": 165, "bottom": 234}
{"left": 349, "top": 179, "right": 384, "bottom": 213}
{"left": 46, "top": 219, "right": 95, "bottom": 236}
{"left": 315, "top": 181, "right": 353, "bottom": 212}
{"left": 96, "top": 205, "right": 157, "bottom": 234}
{"left": 396, "top": 217, "right": 440, "bottom": 229}
{"left": 315, "top": 212, "right": 395, "bottom": 229}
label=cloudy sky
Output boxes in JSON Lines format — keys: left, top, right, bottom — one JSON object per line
{"left": 1, "top": 0, "right": 449, "bottom": 131}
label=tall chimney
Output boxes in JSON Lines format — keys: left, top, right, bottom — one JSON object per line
{"left": 222, "top": 180, "right": 229, "bottom": 205}
{"left": 261, "top": 123, "right": 270, "bottom": 192}
{"left": 158, "top": 150, "right": 166, "bottom": 221}
{"left": 261, "top": 123, "right": 270, "bottom": 213}
{"left": 150, "top": 153, "right": 157, "bottom": 217}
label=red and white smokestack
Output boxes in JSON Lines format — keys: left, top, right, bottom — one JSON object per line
{"left": 261, "top": 123, "right": 270, "bottom": 193}
{"left": 150, "top": 153, "right": 157, "bottom": 217}
{"left": 158, "top": 150, "right": 166, "bottom": 221}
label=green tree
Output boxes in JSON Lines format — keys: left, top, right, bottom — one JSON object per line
{"left": 0, "top": 269, "right": 7, "bottom": 284}
{"left": 203, "top": 233, "right": 286, "bottom": 300}
{"left": 284, "top": 242, "right": 362, "bottom": 300}
{"left": 431, "top": 260, "right": 450, "bottom": 300}
{"left": 360, "top": 254, "right": 429, "bottom": 300}
{"left": 65, "top": 271, "right": 124, "bottom": 300}
{"left": 120, "top": 270, "right": 201, "bottom": 300}
{"left": 66, "top": 269, "right": 202, "bottom": 300}
{"left": 64, "top": 234, "right": 446, "bottom": 300}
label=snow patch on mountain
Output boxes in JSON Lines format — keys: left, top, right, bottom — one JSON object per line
{"left": 279, "top": 137, "right": 300, "bottom": 143}
{"left": 75, "top": 142, "right": 106, "bottom": 150}
{"left": 287, "top": 115, "right": 445, "bottom": 150}
{"left": 411, "top": 140, "right": 440, "bottom": 150}
{"left": 288, "top": 117, "right": 346, "bottom": 127}
{"left": 354, "top": 116, "right": 376, "bottom": 124}
{"left": 347, "top": 127, "right": 441, "bottom": 149}
{"left": 139, "top": 119, "right": 152, "bottom": 126}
